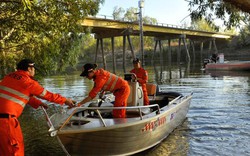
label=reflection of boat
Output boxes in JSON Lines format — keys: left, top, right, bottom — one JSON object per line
{"left": 42, "top": 74, "right": 192, "bottom": 156}
{"left": 205, "top": 61, "right": 250, "bottom": 71}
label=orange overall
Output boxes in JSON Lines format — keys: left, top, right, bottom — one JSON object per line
{"left": 130, "top": 68, "right": 149, "bottom": 105}
{"left": 88, "top": 69, "right": 130, "bottom": 118}
{"left": 0, "top": 70, "right": 66, "bottom": 156}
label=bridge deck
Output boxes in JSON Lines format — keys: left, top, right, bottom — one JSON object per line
{"left": 80, "top": 17, "right": 232, "bottom": 40}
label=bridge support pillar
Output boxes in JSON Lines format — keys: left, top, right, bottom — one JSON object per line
{"left": 94, "top": 38, "right": 106, "bottom": 69}
{"left": 152, "top": 40, "right": 158, "bottom": 61}
{"left": 212, "top": 38, "right": 218, "bottom": 53}
{"left": 127, "top": 35, "right": 135, "bottom": 60}
{"left": 190, "top": 40, "right": 196, "bottom": 62}
{"left": 123, "top": 35, "right": 126, "bottom": 73}
{"left": 168, "top": 39, "right": 172, "bottom": 80}
{"left": 111, "top": 37, "right": 116, "bottom": 74}
{"left": 152, "top": 39, "right": 163, "bottom": 67}
{"left": 95, "top": 39, "right": 99, "bottom": 63}
{"left": 178, "top": 38, "right": 181, "bottom": 64}
{"left": 200, "top": 41, "right": 204, "bottom": 64}
{"left": 179, "top": 34, "right": 191, "bottom": 63}
{"left": 100, "top": 38, "right": 106, "bottom": 69}
{"left": 168, "top": 39, "right": 172, "bottom": 66}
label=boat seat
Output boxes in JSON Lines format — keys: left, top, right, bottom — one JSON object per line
{"left": 146, "top": 83, "right": 157, "bottom": 99}
{"left": 124, "top": 73, "right": 143, "bottom": 106}
{"left": 127, "top": 81, "right": 144, "bottom": 106}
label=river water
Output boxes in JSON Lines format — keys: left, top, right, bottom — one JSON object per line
{"left": 19, "top": 60, "right": 250, "bottom": 156}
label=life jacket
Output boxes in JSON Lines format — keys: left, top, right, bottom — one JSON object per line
{"left": 130, "top": 68, "right": 148, "bottom": 84}
{"left": 88, "top": 69, "right": 128, "bottom": 99}
{"left": 102, "top": 72, "right": 119, "bottom": 91}
{"left": 0, "top": 70, "right": 66, "bottom": 117}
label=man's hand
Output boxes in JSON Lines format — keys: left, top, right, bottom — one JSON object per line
{"left": 65, "top": 98, "right": 75, "bottom": 108}
{"left": 40, "top": 103, "right": 49, "bottom": 109}
{"left": 131, "top": 74, "right": 136, "bottom": 80}
{"left": 76, "top": 103, "right": 82, "bottom": 107}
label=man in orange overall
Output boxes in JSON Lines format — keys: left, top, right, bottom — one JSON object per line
{"left": 130, "top": 58, "right": 149, "bottom": 105}
{"left": 77, "top": 63, "right": 130, "bottom": 118}
{"left": 0, "top": 59, "right": 75, "bottom": 156}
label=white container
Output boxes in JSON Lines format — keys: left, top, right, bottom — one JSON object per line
{"left": 218, "top": 53, "right": 224, "bottom": 63}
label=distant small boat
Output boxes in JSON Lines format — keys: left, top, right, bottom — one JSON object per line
{"left": 204, "top": 61, "right": 250, "bottom": 71}
{"left": 203, "top": 53, "right": 250, "bottom": 71}
{"left": 42, "top": 74, "right": 192, "bottom": 156}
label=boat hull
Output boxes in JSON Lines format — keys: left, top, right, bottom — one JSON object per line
{"left": 57, "top": 96, "right": 192, "bottom": 156}
{"left": 205, "top": 61, "right": 250, "bottom": 71}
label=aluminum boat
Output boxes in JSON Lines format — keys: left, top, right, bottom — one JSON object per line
{"left": 42, "top": 74, "right": 192, "bottom": 156}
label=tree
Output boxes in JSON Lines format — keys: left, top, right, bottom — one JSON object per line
{"left": 143, "top": 16, "right": 157, "bottom": 25}
{"left": 190, "top": 18, "right": 217, "bottom": 32}
{"left": 0, "top": 0, "right": 104, "bottom": 77}
{"left": 186, "top": 0, "right": 249, "bottom": 29}
{"left": 112, "top": 6, "right": 125, "bottom": 20}
{"left": 124, "top": 7, "right": 138, "bottom": 22}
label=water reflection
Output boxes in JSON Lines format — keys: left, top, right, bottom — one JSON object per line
{"left": 151, "top": 61, "right": 191, "bottom": 84}
{"left": 135, "top": 120, "right": 190, "bottom": 156}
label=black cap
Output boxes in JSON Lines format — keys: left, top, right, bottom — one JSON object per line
{"left": 133, "top": 58, "right": 141, "bottom": 64}
{"left": 17, "top": 59, "right": 35, "bottom": 71}
{"left": 80, "top": 63, "right": 97, "bottom": 77}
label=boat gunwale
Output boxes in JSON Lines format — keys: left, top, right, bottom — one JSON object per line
{"left": 55, "top": 95, "right": 192, "bottom": 134}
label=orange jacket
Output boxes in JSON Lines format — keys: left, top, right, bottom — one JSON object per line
{"left": 89, "top": 69, "right": 128, "bottom": 99}
{"left": 130, "top": 68, "right": 148, "bottom": 84}
{"left": 0, "top": 70, "right": 66, "bottom": 117}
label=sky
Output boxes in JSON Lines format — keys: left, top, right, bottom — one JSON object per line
{"left": 98, "top": 0, "right": 192, "bottom": 26}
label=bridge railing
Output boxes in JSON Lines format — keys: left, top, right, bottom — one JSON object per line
{"left": 89, "top": 14, "right": 196, "bottom": 31}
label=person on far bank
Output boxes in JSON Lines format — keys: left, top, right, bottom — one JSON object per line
{"left": 130, "top": 58, "right": 149, "bottom": 105}
{"left": 0, "top": 59, "right": 75, "bottom": 156}
{"left": 77, "top": 63, "right": 130, "bottom": 118}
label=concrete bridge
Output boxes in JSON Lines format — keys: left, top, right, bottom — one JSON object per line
{"left": 79, "top": 16, "right": 233, "bottom": 73}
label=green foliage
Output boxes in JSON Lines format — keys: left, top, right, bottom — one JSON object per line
{"left": 187, "top": 0, "right": 248, "bottom": 29}
{"left": 234, "top": 25, "right": 250, "bottom": 48}
{"left": 124, "top": 7, "right": 138, "bottom": 22}
{"left": 112, "top": 6, "right": 125, "bottom": 20}
{"left": 143, "top": 16, "right": 157, "bottom": 25}
{"left": 0, "top": 0, "right": 104, "bottom": 77}
{"left": 190, "top": 18, "right": 217, "bottom": 32}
